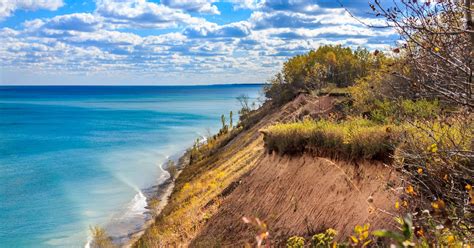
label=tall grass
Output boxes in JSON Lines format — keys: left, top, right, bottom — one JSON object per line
{"left": 262, "top": 118, "right": 402, "bottom": 161}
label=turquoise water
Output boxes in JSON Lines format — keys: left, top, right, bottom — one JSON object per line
{"left": 0, "top": 85, "right": 262, "bottom": 247}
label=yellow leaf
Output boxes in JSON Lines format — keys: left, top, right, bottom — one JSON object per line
{"left": 395, "top": 201, "right": 400, "bottom": 209}
{"left": 446, "top": 235, "right": 455, "bottom": 244}
{"left": 406, "top": 185, "right": 416, "bottom": 195}
{"left": 354, "top": 225, "right": 362, "bottom": 234}
{"left": 466, "top": 184, "right": 472, "bottom": 191}
{"left": 362, "top": 240, "right": 372, "bottom": 247}
{"left": 363, "top": 223, "right": 370, "bottom": 231}
{"left": 434, "top": 47, "right": 440, "bottom": 52}
{"left": 432, "top": 199, "right": 445, "bottom": 210}
{"left": 361, "top": 230, "right": 369, "bottom": 240}
{"left": 428, "top": 143, "right": 438, "bottom": 153}
{"left": 417, "top": 168, "right": 423, "bottom": 174}
{"left": 350, "top": 236, "right": 359, "bottom": 244}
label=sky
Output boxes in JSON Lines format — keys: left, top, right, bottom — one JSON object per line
{"left": 0, "top": 0, "right": 398, "bottom": 85}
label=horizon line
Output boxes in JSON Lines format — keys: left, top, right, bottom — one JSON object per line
{"left": 0, "top": 83, "right": 266, "bottom": 87}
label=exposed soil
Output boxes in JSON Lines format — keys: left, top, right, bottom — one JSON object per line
{"left": 191, "top": 154, "right": 400, "bottom": 247}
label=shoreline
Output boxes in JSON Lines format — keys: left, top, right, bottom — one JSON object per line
{"left": 115, "top": 149, "right": 190, "bottom": 248}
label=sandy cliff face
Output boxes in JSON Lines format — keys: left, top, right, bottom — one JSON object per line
{"left": 192, "top": 155, "right": 399, "bottom": 246}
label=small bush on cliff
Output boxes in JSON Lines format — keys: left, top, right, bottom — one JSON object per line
{"left": 89, "top": 226, "right": 115, "bottom": 248}
{"left": 311, "top": 228, "right": 337, "bottom": 247}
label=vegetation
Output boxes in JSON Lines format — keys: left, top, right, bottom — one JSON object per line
{"left": 263, "top": 118, "right": 402, "bottom": 161}
{"left": 263, "top": 45, "right": 386, "bottom": 105}
{"left": 259, "top": 0, "right": 473, "bottom": 245}
{"left": 89, "top": 226, "right": 115, "bottom": 248}
{"left": 135, "top": 106, "right": 265, "bottom": 247}
{"left": 165, "top": 160, "right": 178, "bottom": 180}
{"left": 311, "top": 228, "right": 337, "bottom": 247}
{"left": 370, "top": 0, "right": 473, "bottom": 108}
{"left": 286, "top": 236, "right": 305, "bottom": 248}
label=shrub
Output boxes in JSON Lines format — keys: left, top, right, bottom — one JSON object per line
{"left": 89, "top": 226, "right": 115, "bottom": 248}
{"left": 286, "top": 236, "right": 305, "bottom": 248}
{"left": 393, "top": 113, "right": 473, "bottom": 238}
{"left": 311, "top": 228, "right": 337, "bottom": 247}
{"left": 370, "top": 99, "right": 441, "bottom": 124}
{"left": 262, "top": 118, "right": 402, "bottom": 161}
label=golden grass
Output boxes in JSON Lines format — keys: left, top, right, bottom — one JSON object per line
{"left": 262, "top": 118, "right": 402, "bottom": 161}
{"left": 135, "top": 125, "right": 264, "bottom": 247}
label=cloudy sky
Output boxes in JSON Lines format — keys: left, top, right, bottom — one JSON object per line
{"left": 0, "top": 0, "right": 398, "bottom": 85}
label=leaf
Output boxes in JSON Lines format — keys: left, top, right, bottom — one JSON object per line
{"left": 350, "top": 236, "right": 359, "bottom": 244}
{"left": 372, "top": 230, "right": 405, "bottom": 243}
{"left": 402, "top": 215, "right": 413, "bottom": 240}
{"left": 354, "top": 225, "right": 363, "bottom": 234}
{"left": 362, "top": 240, "right": 372, "bottom": 247}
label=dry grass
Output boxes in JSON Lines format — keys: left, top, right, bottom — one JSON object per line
{"left": 89, "top": 226, "right": 116, "bottom": 248}
{"left": 262, "top": 118, "right": 402, "bottom": 161}
{"left": 135, "top": 123, "right": 264, "bottom": 247}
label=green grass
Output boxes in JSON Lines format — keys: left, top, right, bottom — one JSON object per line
{"left": 262, "top": 118, "right": 402, "bottom": 161}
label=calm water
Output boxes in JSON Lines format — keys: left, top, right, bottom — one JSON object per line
{"left": 0, "top": 85, "right": 262, "bottom": 247}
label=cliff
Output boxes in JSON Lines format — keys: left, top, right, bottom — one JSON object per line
{"left": 134, "top": 94, "right": 400, "bottom": 247}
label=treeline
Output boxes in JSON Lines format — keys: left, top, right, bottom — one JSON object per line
{"left": 264, "top": 45, "right": 389, "bottom": 105}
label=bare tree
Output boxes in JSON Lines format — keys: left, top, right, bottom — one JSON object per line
{"left": 370, "top": 0, "right": 474, "bottom": 108}
{"left": 237, "top": 94, "right": 251, "bottom": 111}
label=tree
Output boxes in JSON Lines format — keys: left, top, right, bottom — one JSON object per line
{"left": 237, "top": 94, "right": 252, "bottom": 120}
{"left": 371, "top": 0, "right": 474, "bottom": 108}
{"left": 229, "top": 111, "right": 233, "bottom": 129}
{"left": 264, "top": 45, "right": 377, "bottom": 105}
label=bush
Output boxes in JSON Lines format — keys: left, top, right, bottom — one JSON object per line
{"left": 262, "top": 118, "right": 402, "bottom": 161}
{"left": 370, "top": 99, "right": 441, "bottom": 124}
{"left": 393, "top": 113, "right": 473, "bottom": 238}
{"left": 311, "top": 228, "right": 337, "bottom": 247}
{"left": 90, "top": 226, "right": 115, "bottom": 248}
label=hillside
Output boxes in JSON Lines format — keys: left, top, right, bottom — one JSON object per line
{"left": 134, "top": 94, "right": 401, "bottom": 247}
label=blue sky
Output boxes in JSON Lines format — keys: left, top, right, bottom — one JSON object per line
{"left": 0, "top": 0, "right": 398, "bottom": 85}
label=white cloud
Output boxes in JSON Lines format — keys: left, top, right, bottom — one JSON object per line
{"left": 0, "top": 0, "right": 64, "bottom": 20}
{"left": 95, "top": 0, "right": 206, "bottom": 29}
{"left": 161, "top": 0, "right": 220, "bottom": 15}
{"left": 44, "top": 13, "right": 103, "bottom": 32}
{"left": 183, "top": 21, "right": 251, "bottom": 38}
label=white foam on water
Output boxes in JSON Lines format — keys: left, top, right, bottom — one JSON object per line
{"left": 125, "top": 190, "right": 147, "bottom": 218}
